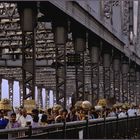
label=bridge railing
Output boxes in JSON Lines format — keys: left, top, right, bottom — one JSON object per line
{"left": 0, "top": 114, "right": 140, "bottom": 139}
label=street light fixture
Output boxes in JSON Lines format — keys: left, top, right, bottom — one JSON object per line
{"left": 17, "top": 2, "right": 37, "bottom": 32}
{"left": 17, "top": 2, "right": 37, "bottom": 101}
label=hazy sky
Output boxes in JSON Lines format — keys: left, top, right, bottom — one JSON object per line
{"left": 1, "top": 79, "right": 54, "bottom": 108}
{"left": 2, "top": 79, "right": 21, "bottom": 107}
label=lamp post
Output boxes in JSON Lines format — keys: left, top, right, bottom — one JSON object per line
{"left": 113, "top": 50, "right": 121, "bottom": 102}
{"left": 102, "top": 46, "right": 112, "bottom": 99}
{"left": 72, "top": 23, "right": 86, "bottom": 101}
{"left": 89, "top": 35, "right": 100, "bottom": 105}
{"left": 128, "top": 62, "right": 136, "bottom": 103}
{"left": 136, "top": 66, "right": 140, "bottom": 105}
{"left": 121, "top": 56, "right": 129, "bottom": 103}
{"left": 17, "top": 2, "right": 37, "bottom": 102}
{"left": 52, "top": 19, "right": 68, "bottom": 108}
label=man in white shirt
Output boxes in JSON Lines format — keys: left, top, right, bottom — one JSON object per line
{"left": 15, "top": 106, "right": 23, "bottom": 122}
{"left": 127, "top": 103, "right": 137, "bottom": 117}
{"left": 18, "top": 108, "right": 33, "bottom": 127}
{"left": 118, "top": 107, "right": 127, "bottom": 118}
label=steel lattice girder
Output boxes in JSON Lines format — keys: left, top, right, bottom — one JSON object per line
{"left": 1, "top": 1, "right": 138, "bottom": 103}
{"left": 0, "top": 3, "right": 94, "bottom": 98}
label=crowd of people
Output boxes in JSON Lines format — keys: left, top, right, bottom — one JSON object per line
{"left": 0, "top": 98, "right": 140, "bottom": 131}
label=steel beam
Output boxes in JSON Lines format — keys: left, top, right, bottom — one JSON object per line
{"left": 18, "top": 3, "right": 37, "bottom": 101}
{"left": 113, "top": 51, "right": 121, "bottom": 102}
{"left": 110, "top": 64, "right": 114, "bottom": 99}
{"left": 103, "top": 48, "right": 111, "bottom": 99}
{"left": 45, "top": 89, "right": 49, "bottom": 108}
{"left": 22, "top": 31, "right": 36, "bottom": 100}
{"left": 37, "top": 87, "right": 43, "bottom": 109}
{"left": 136, "top": 68, "right": 140, "bottom": 105}
{"left": 0, "top": 78, "right": 2, "bottom": 100}
{"left": 52, "top": 19, "right": 67, "bottom": 108}
{"left": 121, "top": 56, "right": 129, "bottom": 103}
{"left": 8, "top": 80, "right": 13, "bottom": 106}
{"left": 99, "top": 65, "right": 104, "bottom": 99}
{"left": 19, "top": 82, "right": 23, "bottom": 105}
{"left": 98, "top": 41, "right": 104, "bottom": 99}
{"left": 52, "top": 90, "right": 56, "bottom": 105}
{"left": 128, "top": 64, "right": 135, "bottom": 103}
{"left": 89, "top": 36, "right": 100, "bottom": 104}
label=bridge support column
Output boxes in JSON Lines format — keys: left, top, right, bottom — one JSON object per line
{"left": 37, "top": 87, "right": 43, "bottom": 109}
{"left": 89, "top": 36, "right": 99, "bottom": 105}
{"left": 52, "top": 90, "right": 56, "bottom": 105}
{"left": 18, "top": 2, "right": 37, "bottom": 102}
{"left": 45, "top": 89, "right": 49, "bottom": 108}
{"left": 136, "top": 67, "right": 140, "bottom": 105}
{"left": 98, "top": 62, "right": 104, "bottom": 99}
{"left": 0, "top": 78, "right": 2, "bottom": 100}
{"left": 71, "top": 93, "right": 76, "bottom": 107}
{"left": 19, "top": 82, "right": 23, "bottom": 106}
{"left": 8, "top": 80, "right": 13, "bottom": 106}
{"left": 103, "top": 47, "right": 111, "bottom": 99}
{"left": 72, "top": 24, "right": 86, "bottom": 101}
{"left": 121, "top": 56, "right": 129, "bottom": 103}
{"left": 113, "top": 50, "right": 121, "bottom": 102}
{"left": 128, "top": 63, "right": 136, "bottom": 103}
{"left": 52, "top": 19, "right": 68, "bottom": 108}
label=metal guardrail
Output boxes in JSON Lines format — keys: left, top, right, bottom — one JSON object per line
{"left": 0, "top": 115, "right": 140, "bottom": 139}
